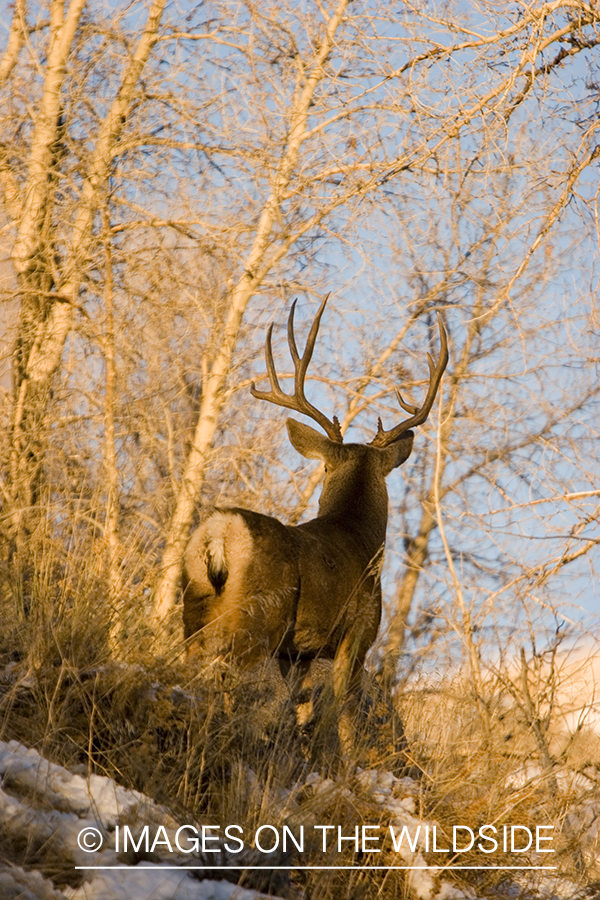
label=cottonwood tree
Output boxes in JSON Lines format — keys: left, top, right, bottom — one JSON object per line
{"left": 384, "top": 172, "right": 600, "bottom": 668}
{"left": 0, "top": 0, "right": 170, "bottom": 607}
{"left": 151, "top": 0, "right": 600, "bottom": 625}
{"left": 0, "top": 0, "right": 598, "bottom": 649}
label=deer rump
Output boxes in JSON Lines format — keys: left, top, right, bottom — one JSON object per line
{"left": 182, "top": 505, "right": 382, "bottom": 680}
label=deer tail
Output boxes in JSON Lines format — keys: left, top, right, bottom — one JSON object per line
{"left": 204, "top": 534, "right": 228, "bottom": 594}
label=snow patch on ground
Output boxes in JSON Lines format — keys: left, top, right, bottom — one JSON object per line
{"left": 3, "top": 738, "right": 600, "bottom": 899}
{"left": 67, "top": 869, "right": 277, "bottom": 900}
{"left": 0, "top": 739, "right": 281, "bottom": 900}
{"left": 0, "top": 738, "right": 166, "bottom": 825}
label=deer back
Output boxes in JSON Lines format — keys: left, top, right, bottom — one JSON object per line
{"left": 182, "top": 421, "right": 415, "bottom": 667}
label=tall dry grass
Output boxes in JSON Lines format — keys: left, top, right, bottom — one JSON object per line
{"left": 1, "top": 534, "right": 599, "bottom": 898}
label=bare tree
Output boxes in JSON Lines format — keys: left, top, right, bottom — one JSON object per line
{"left": 0, "top": 0, "right": 598, "bottom": 655}
{"left": 152, "top": 0, "right": 600, "bottom": 624}
{"left": 1, "top": 0, "right": 169, "bottom": 604}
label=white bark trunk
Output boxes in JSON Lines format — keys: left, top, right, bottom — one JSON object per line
{"left": 101, "top": 212, "right": 123, "bottom": 645}
{"left": 0, "top": 0, "right": 27, "bottom": 85}
{"left": 6, "top": 0, "right": 167, "bottom": 568}
{"left": 21, "top": 0, "right": 167, "bottom": 386}
{"left": 13, "top": 0, "right": 88, "bottom": 280}
{"left": 151, "top": 0, "right": 351, "bottom": 625}
{"left": 10, "top": 0, "right": 167, "bottom": 393}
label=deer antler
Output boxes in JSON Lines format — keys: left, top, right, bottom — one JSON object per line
{"left": 369, "top": 313, "right": 448, "bottom": 448}
{"left": 250, "top": 294, "right": 343, "bottom": 442}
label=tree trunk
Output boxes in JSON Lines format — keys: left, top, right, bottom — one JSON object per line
{"left": 5, "top": 0, "right": 166, "bottom": 606}
{"left": 151, "top": 0, "right": 352, "bottom": 627}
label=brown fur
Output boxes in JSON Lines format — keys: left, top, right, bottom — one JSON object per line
{"left": 182, "top": 420, "right": 414, "bottom": 752}
{"left": 182, "top": 299, "right": 447, "bottom": 756}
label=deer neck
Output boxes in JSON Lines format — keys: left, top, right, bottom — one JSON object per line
{"left": 316, "top": 470, "right": 389, "bottom": 556}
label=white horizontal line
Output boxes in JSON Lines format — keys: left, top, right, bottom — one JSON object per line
{"left": 76, "top": 865, "right": 558, "bottom": 871}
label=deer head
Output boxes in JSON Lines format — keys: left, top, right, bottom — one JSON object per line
{"left": 250, "top": 294, "right": 448, "bottom": 535}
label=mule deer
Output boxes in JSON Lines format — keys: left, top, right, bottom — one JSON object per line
{"left": 182, "top": 296, "right": 448, "bottom": 751}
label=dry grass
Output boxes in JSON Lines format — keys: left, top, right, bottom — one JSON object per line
{"left": 1, "top": 555, "right": 599, "bottom": 899}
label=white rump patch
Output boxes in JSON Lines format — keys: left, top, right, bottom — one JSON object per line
{"left": 205, "top": 510, "right": 252, "bottom": 572}
{"left": 205, "top": 510, "right": 232, "bottom": 574}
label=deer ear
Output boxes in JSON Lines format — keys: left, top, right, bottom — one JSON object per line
{"left": 286, "top": 418, "right": 337, "bottom": 462}
{"left": 378, "top": 432, "right": 414, "bottom": 475}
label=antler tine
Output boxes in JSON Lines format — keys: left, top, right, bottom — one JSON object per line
{"left": 287, "top": 299, "right": 301, "bottom": 366}
{"left": 250, "top": 294, "right": 343, "bottom": 442}
{"left": 370, "top": 313, "right": 449, "bottom": 448}
{"left": 250, "top": 322, "right": 287, "bottom": 405}
{"left": 395, "top": 389, "right": 418, "bottom": 415}
{"left": 298, "top": 293, "right": 329, "bottom": 379}
{"left": 264, "top": 322, "right": 282, "bottom": 393}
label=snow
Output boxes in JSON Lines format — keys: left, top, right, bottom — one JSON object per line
{"left": 0, "top": 739, "right": 282, "bottom": 900}
{"left": 67, "top": 869, "right": 277, "bottom": 900}
{"left": 3, "top": 735, "right": 600, "bottom": 899}
{"left": 0, "top": 864, "right": 68, "bottom": 900}
{"left": 505, "top": 762, "right": 598, "bottom": 794}
{"left": 0, "top": 865, "right": 264, "bottom": 900}
{"left": 0, "top": 739, "right": 162, "bottom": 825}
{"left": 433, "top": 882, "right": 475, "bottom": 900}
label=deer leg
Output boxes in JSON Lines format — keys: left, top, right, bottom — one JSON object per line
{"left": 332, "top": 633, "right": 365, "bottom": 757}
{"left": 279, "top": 658, "right": 314, "bottom": 734}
